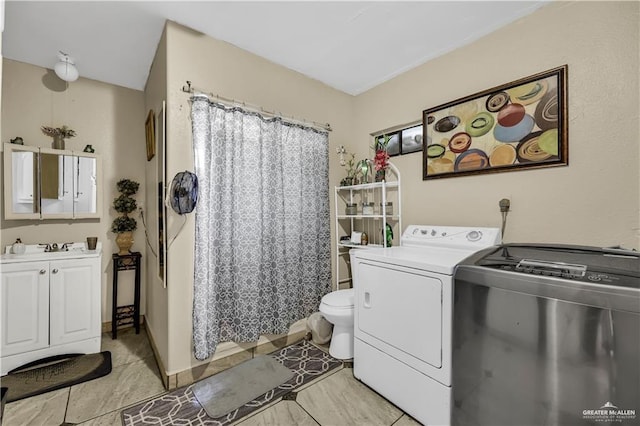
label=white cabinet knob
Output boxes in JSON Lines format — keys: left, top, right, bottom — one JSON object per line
{"left": 40, "top": 269, "right": 46, "bottom": 274}
{"left": 52, "top": 269, "right": 59, "bottom": 274}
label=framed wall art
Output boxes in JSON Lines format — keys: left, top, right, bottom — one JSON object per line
{"left": 145, "top": 109, "right": 156, "bottom": 161}
{"left": 422, "top": 65, "right": 568, "bottom": 180}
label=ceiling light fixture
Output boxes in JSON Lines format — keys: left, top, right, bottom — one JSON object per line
{"left": 54, "top": 51, "right": 79, "bottom": 82}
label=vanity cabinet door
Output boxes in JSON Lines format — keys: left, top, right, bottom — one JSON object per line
{"left": 0, "top": 262, "right": 50, "bottom": 357}
{"left": 49, "top": 258, "right": 101, "bottom": 346}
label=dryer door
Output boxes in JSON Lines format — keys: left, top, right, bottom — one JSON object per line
{"left": 356, "top": 261, "right": 443, "bottom": 369}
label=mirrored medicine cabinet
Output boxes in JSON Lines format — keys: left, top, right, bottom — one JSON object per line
{"left": 3, "top": 143, "right": 102, "bottom": 220}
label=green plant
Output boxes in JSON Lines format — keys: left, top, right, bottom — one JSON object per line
{"left": 373, "top": 134, "right": 392, "bottom": 151}
{"left": 113, "top": 194, "right": 137, "bottom": 214}
{"left": 344, "top": 153, "right": 357, "bottom": 178}
{"left": 373, "top": 134, "right": 391, "bottom": 172}
{"left": 116, "top": 179, "right": 140, "bottom": 196}
{"left": 111, "top": 216, "right": 137, "bottom": 233}
{"left": 41, "top": 125, "right": 76, "bottom": 138}
{"left": 111, "top": 178, "right": 139, "bottom": 234}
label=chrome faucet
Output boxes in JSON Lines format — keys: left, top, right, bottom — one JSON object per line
{"left": 38, "top": 243, "right": 73, "bottom": 252}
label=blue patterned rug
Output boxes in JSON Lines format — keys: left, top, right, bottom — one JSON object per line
{"left": 122, "top": 340, "right": 342, "bottom": 425}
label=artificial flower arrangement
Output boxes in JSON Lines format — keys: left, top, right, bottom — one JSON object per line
{"left": 340, "top": 152, "right": 358, "bottom": 186}
{"left": 373, "top": 134, "right": 391, "bottom": 181}
{"left": 41, "top": 125, "right": 77, "bottom": 139}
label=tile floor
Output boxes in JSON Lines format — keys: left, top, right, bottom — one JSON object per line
{"left": 3, "top": 328, "right": 420, "bottom": 425}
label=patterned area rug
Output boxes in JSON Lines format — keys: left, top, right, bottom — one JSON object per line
{"left": 122, "top": 340, "right": 342, "bottom": 425}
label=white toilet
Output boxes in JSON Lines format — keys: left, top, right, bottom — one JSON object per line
{"left": 319, "top": 288, "right": 355, "bottom": 359}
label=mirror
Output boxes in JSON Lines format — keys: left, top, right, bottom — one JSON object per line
{"left": 157, "top": 101, "right": 167, "bottom": 287}
{"left": 3, "top": 143, "right": 102, "bottom": 219}
{"left": 6, "top": 146, "right": 39, "bottom": 218}
{"left": 74, "top": 155, "right": 98, "bottom": 216}
{"left": 40, "top": 151, "right": 74, "bottom": 218}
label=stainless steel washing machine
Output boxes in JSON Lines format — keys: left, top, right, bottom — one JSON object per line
{"left": 453, "top": 244, "right": 639, "bottom": 426}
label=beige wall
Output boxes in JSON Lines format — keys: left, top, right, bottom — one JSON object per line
{"left": 162, "top": 21, "right": 354, "bottom": 374}
{"left": 353, "top": 1, "right": 640, "bottom": 249}
{"left": 1, "top": 59, "right": 147, "bottom": 322}
{"left": 143, "top": 26, "right": 170, "bottom": 369}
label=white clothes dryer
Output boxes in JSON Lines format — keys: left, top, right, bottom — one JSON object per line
{"left": 350, "top": 225, "right": 501, "bottom": 426}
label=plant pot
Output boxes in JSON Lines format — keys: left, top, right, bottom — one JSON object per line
{"left": 115, "top": 231, "right": 134, "bottom": 255}
{"left": 375, "top": 169, "right": 386, "bottom": 182}
{"left": 52, "top": 135, "right": 65, "bottom": 150}
{"left": 341, "top": 177, "right": 354, "bottom": 186}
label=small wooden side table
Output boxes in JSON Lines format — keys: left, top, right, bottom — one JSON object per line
{"left": 111, "top": 252, "right": 142, "bottom": 339}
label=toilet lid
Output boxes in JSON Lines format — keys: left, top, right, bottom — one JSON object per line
{"left": 322, "top": 288, "right": 355, "bottom": 308}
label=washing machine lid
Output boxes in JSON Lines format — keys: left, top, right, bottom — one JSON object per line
{"left": 352, "top": 246, "right": 475, "bottom": 275}
{"left": 322, "top": 288, "right": 355, "bottom": 307}
{"left": 467, "top": 244, "right": 640, "bottom": 288}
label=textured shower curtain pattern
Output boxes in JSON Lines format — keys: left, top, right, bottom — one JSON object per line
{"left": 191, "top": 98, "right": 331, "bottom": 360}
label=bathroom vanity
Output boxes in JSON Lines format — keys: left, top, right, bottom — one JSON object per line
{"left": 0, "top": 243, "right": 102, "bottom": 375}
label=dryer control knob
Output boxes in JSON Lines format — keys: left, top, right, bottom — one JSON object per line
{"left": 466, "top": 230, "right": 482, "bottom": 242}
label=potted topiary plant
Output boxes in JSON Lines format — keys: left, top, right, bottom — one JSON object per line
{"left": 111, "top": 179, "right": 139, "bottom": 255}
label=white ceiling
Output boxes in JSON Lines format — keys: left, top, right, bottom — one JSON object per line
{"left": 2, "top": 1, "right": 548, "bottom": 96}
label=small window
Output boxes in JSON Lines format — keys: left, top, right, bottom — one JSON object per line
{"left": 374, "top": 122, "right": 423, "bottom": 157}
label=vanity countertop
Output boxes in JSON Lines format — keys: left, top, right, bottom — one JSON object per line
{"left": 1, "top": 242, "right": 102, "bottom": 264}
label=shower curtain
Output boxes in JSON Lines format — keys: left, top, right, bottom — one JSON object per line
{"left": 191, "top": 97, "right": 331, "bottom": 360}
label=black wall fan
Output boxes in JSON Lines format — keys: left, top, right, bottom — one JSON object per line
{"left": 168, "top": 171, "right": 198, "bottom": 214}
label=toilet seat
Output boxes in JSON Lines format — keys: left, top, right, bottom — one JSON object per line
{"left": 321, "top": 289, "right": 354, "bottom": 308}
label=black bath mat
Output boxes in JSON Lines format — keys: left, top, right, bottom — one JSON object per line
{"left": 2, "top": 351, "right": 112, "bottom": 402}
{"left": 122, "top": 340, "right": 342, "bottom": 425}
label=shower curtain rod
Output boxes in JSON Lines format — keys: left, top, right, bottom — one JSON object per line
{"left": 181, "top": 81, "right": 332, "bottom": 132}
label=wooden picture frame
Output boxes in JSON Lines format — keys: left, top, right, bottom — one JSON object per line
{"left": 145, "top": 109, "right": 155, "bottom": 161}
{"left": 423, "top": 65, "right": 568, "bottom": 180}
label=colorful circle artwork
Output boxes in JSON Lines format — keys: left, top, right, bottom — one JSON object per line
{"left": 516, "top": 131, "right": 554, "bottom": 163}
{"left": 534, "top": 91, "right": 559, "bottom": 131}
{"left": 449, "top": 132, "right": 472, "bottom": 153}
{"left": 454, "top": 149, "right": 489, "bottom": 171}
{"left": 493, "top": 114, "right": 535, "bottom": 143}
{"left": 434, "top": 116, "right": 461, "bottom": 132}
{"left": 424, "top": 70, "right": 564, "bottom": 177}
{"left": 537, "top": 128, "right": 559, "bottom": 156}
{"left": 507, "top": 80, "right": 548, "bottom": 105}
{"left": 426, "top": 144, "right": 446, "bottom": 158}
{"left": 497, "top": 103, "right": 525, "bottom": 127}
{"left": 485, "top": 91, "right": 510, "bottom": 112}
{"left": 465, "top": 112, "right": 495, "bottom": 137}
{"left": 489, "top": 144, "right": 517, "bottom": 167}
